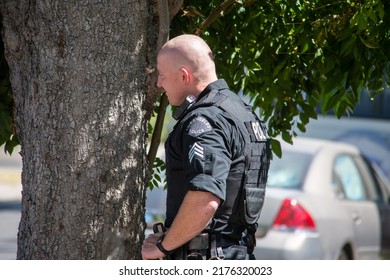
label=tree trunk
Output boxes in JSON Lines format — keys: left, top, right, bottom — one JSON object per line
{"left": 0, "top": 0, "right": 158, "bottom": 259}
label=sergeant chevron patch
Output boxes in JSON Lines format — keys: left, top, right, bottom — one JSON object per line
{"left": 189, "top": 142, "right": 204, "bottom": 163}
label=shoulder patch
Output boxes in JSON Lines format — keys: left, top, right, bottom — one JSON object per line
{"left": 186, "top": 116, "right": 212, "bottom": 137}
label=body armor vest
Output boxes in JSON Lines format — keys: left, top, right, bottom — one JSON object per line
{"left": 171, "top": 89, "right": 271, "bottom": 233}
{"left": 213, "top": 90, "right": 271, "bottom": 229}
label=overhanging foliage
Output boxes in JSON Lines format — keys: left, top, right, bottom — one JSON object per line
{"left": 170, "top": 0, "right": 389, "bottom": 156}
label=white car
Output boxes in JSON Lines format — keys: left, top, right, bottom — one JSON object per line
{"left": 254, "top": 137, "right": 385, "bottom": 260}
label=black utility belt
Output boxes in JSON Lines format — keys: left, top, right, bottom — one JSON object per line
{"left": 188, "top": 233, "right": 209, "bottom": 252}
{"left": 152, "top": 223, "right": 247, "bottom": 260}
{"left": 172, "top": 232, "right": 209, "bottom": 260}
{"left": 170, "top": 232, "right": 247, "bottom": 260}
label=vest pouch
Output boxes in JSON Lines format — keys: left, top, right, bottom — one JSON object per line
{"left": 239, "top": 135, "right": 269, "bottom": 226}
{"left": 243, "top": 185, "right": 266, "bottom": 225}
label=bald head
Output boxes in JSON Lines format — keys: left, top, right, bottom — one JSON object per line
{"left": 158, "top": 35, "right": 217, "bottom": 85}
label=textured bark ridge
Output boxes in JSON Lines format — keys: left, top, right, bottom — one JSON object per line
{"left": 1, "top": 1, "right": 159, "bottom": 259}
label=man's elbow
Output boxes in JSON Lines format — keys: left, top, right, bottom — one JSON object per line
{"left": 207, "top": 193, "right": 221, "bottom": 212}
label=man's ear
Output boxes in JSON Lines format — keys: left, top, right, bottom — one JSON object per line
{"left": 180, "top": 67, "right": 190, "bottom": 84}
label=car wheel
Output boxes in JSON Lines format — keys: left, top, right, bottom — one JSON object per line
{"left": 338, "top": 249, "right": 350, "bottom": 260}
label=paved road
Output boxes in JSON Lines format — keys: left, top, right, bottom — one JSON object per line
{"left": 0, "top": 201, "right": 20, "bottom": 260}
{"left": 0, "top": 149, "right": 22, "bottom": 260}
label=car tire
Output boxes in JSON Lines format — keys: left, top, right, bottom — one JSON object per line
{"left": 338, "top": 249, "right": 350, "bottom": 260}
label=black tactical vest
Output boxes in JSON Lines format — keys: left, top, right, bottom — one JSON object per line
{"left": 167, "top": 87, "right": 271, "bottom": 234}
{"left": 209, "top": 89, "right": 271, "bottom": 230}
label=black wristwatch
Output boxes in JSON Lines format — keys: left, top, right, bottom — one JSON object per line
{"left": 156, "top": 233, "right": 174, "bottom": 256}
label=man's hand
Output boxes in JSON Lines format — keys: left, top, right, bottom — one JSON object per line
{"left": 160, "top": 191, "right": 220, "bottom": 252}
{"left": 142, "top": 190, "right": 220, "bottom": 260}
{"left": 141, "top": 233, "right": 166, "bottom": 260}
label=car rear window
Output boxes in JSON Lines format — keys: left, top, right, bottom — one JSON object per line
{"left": 267, "top": 151, "right": 312, "bottom": 189}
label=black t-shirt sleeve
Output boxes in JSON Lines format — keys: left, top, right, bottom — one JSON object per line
{"left": 180, "top": 113, "right": 233, "bottom": 202}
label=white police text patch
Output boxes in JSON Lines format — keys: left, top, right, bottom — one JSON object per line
{"left": 187, "top": 116, "right": 212, "bottom": 137}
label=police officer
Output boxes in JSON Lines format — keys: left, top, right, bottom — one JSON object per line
{"left": 142, "top": 34, "right": 271, "bottom": 260}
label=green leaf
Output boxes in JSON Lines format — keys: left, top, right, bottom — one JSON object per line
{"left": 270, "top": 138, "right": 282, "bottom": 158}
{"left": 325, "top": 91, "right": 344, "bottom": 112}
{"left": 297, "top": 122, "right": 306, "bottom": 133}
{"left": 300, "top": 102, "right": 318, "bottom": 119}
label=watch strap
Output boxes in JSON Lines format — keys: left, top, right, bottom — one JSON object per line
{"left": 156, "top": 234, "right": 174, "bottom": 256}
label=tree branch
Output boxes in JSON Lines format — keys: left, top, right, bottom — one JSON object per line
{"left": 195, "top": 0, "right": 236, "bottom": 36}
{"left": 195, "top": 0, "right": 257, "bottom": 36}
{"left": 147, "top": 0, "right": 183, "bottom": 176}
{"left": 168, "top": 0, "right": 184, "bottom": 20}
{"left": 147, "top": 93, "right": 169, "bottom": 176}
{"left": 157, "top": 0, "right": 170, "bottom": 50}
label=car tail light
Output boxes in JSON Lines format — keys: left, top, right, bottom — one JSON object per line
{"left": 272, "top": 198, "right": 316, "bottom": 230}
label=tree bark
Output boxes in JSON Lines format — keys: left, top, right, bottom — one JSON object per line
{"left": 0, "top": 0, "right": 158, "bottom": 259}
